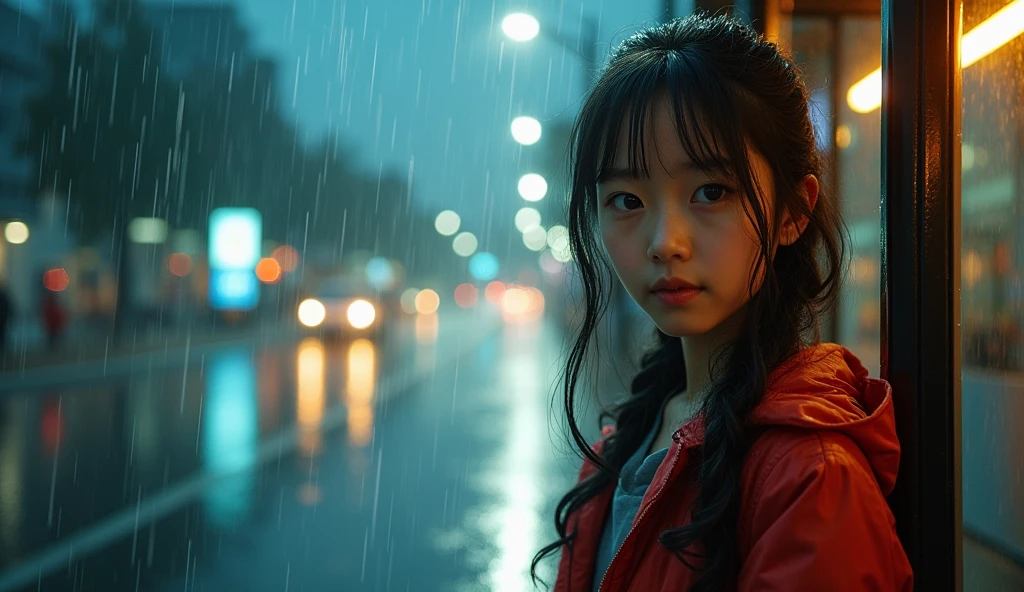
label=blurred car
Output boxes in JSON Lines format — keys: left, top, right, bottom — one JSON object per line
{"left": 296, "top": 276, "right": 388, "bottom": 339}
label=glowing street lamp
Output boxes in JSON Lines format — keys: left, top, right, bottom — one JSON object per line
{"left": 502, "top": 13, "right": 540, "bottom": 42}
{"left": 515, "top": 207, "right": 541, "bottom": 233}
{"left": 511, "top": 116, "right": 542, "bottom": 145}
{"left": 435, "top": 210, "right": 461, "bottom": 236}
{"left": 523, "top": 225, "right": 547, "bottom": 251}
{"left": 518, "top": 174, "right": 548, "bottom": 202}
{"left": 453, "top": 232, "right": 479, "bottom": 257}
{"left": 3, "top": 221, "right": 29, "bottom": 244}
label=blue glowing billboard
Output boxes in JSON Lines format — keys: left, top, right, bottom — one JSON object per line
{"left": 209, "top": 268, "right": 260, "bottom": 311}
{"left": 208, "top": 208, "right": 262, "bottom": 311}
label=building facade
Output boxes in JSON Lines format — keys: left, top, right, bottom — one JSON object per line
{"left": 0, "top": 2, "right": 43, "bottom": 224}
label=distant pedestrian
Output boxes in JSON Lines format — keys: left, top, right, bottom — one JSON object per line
{"left": 533, "top": 13, "right": 912, "bottom": 592}
{"left": 41, "top": 291, "right": 67, "bottom": 350}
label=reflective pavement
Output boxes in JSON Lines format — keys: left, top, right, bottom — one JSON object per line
{"left": 0, "top": 308, "right": 583, "bottom": 592}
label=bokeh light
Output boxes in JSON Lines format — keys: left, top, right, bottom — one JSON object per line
{"left": 836, "top": 124, "right": 853, "bottom": 149}
{"left": 501, "top": 13, "right": 540, "bottom": 41}
{"left": 514, "top": 207, "right": 541, "bottom": 233}
{"left": 400, "top": 288, "right": 420, "bottom": 314}
{"left": 365, "top": 257, "right": 396, "bottom": 290}
{"left": 415, "top": 289, "right": 441, "bottom": 314}
{"left": 469, "top": 252, "right": 500, "bottom": 281}
{"left": 962, "top": 143, "right": 975, "bottom": 172}
{"left": 298, "top": 299, "right": 327, "bottom": 327}
{"left": 454, "top": 283, "right": 479, "bottom": 308}
{"left": 435, "top": 210, "right": 461, "bottom": 236}
{"left": 4, "top": 221, "right": 29, "bottom": 244}
{"left": 501, "top": 285, "right": 545, "bottom": 323}
{"left": 271, "top": 245, "right": 300, "bottom": 272}
{"left": 523, "top": 225, "right": 547, "bottom": 251}
{"left": 256, "top": 257, "right": 282, "bottom": 283}
{"left": 43, "top": 268, "right": 70, "bottom": 292}
{"left": 453, "top": 232, "right": 478, "bottom": 257}
{"left": 346, "top": 299, "right": 376, "bottom": 329}
{"left": 502, "top": 287, "right": 530, "bottom": 316}
{"left": 168, "top": 253, "right": 193, "bottom": 277}
{"left": 128, "top": 217, "right": 168, "bottom": 244}
{"left": 547, "top": 225, "right": 572, "bottom": 262}
{"left": 552, "top": 245, "right": 574, "bottom": 263}
{"left": 510, "top": 116, "right": 542, "bottom": 145}
{"left": 484, "top": 281, "right": 506, "bottom": 304}
{"left": 539, "top": 250, "right": 564, "bottom": 275}
{"left": 517, "top": 174, "right": 548, "bottom": 202}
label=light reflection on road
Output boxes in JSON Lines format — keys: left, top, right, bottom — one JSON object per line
{"left": 484, "top": 322, "right": 550, "bottom": 592}
{"left": 426, "top": 317, "right": 565, "bottom": 592}
{"left": 0, "top": 410, "right": 23, "bottom": 562}
{"left": 297, "top": 338, "right": 326, "bottom": 458}
{"left": 345, "top": 338, "right": 377, "bottom": 448}
{"left": 201, "top": 350, "right": 258, "bottom": 529}
{"left": 416, "top": 312, "right": 440, "bottom": 345}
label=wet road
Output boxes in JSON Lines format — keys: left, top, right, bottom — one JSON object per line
{"left": 0, "top": 308, "right": 585, "bottom": 592}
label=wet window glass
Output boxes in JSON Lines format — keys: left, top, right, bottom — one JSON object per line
{"left": 788, "top": 3, "right": 1024, "bottom": 588}
{"left": 960, "top": 0, "right": 1024, "bottom": 588}
{"left": 785, "top": 14, "right": 882, "bottom": 378}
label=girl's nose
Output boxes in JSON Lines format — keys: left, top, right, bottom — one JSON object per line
{"left": 647, "top": 210, "right": 693, "bottom": 262}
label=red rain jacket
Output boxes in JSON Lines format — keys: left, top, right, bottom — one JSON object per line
{"left": 554, "top": 343, "right": 913, "bottom": 592}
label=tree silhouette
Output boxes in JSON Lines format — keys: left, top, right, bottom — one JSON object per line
{"left": 19, "top": 0, "right": 185, "bottom": 240}
{"left": 20, "top": 0, "right": 464, "bottom": 325}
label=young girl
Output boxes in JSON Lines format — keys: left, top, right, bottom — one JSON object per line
{"left": 531, "top": 13, "right": 913, "bottom": 592}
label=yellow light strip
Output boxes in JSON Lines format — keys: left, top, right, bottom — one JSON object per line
{"left": 847, "top": 0, "right": 1024, "bottom": 114}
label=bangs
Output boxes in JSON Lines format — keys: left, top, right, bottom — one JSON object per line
{"left": 586, "top": 51, "right": 753, "bottom": 186}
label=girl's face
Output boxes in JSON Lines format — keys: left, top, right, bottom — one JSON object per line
{"left": 597, "top": 99, "right": 775, "bottom": 338}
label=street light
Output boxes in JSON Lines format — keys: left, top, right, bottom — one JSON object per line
{"left": 501, "top": 13, "right": 540, "bottom": 42}
{"left": 511, "top": 116, "right": 542, "bottom": 145}
{"left": 523, "top": 226, "right": 547, "bottom": 251}
{"left": 501, "top": 11, "right": 598, "bottom": 87}
{"left": 3, "top": 221, "right": 29, "bottom": 244}
{"left": 435, "top": 210, "right": 461, "bottom": 236}
{"left": 515, "top": 207, "right": 541, "bottom": 232}
{"left": 546, "top": 225, "right": 569, "bottom": 249}
{"left": 453, "top": 232, "right": 479, "bottom": 257}
{"left": 518, "top": 173, "right": 548, "bottom": 202}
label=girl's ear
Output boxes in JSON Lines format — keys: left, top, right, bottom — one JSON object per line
{"left": 779, "top": 174, "right": 819, "bottom": 246}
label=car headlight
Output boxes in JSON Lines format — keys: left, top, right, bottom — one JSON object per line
{"left": 347, "top": 299, "right": 376, "bottom": 329}
{"left": 298, "top": 299, "right": 327, "bottom": 327}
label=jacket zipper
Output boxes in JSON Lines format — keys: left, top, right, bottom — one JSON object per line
{"left": 596, "top": 436, "right": 684, "bottom": 592}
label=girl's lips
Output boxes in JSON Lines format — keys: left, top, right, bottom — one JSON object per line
{"left": 652, "top": 288, "right": 702, "bottom": 306}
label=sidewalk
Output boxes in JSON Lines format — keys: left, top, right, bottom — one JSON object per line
{"left": 0, "top": 314, "right": 298, "bottom": 376}
{"left": 0, "top": 303, "right": 507, "bottom": 390}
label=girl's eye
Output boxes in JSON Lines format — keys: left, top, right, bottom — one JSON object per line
{"left": 694, "top": 184, "right": 731, "bottom": 203}
{"left": 608, "top": 193, "right": 644, "bottom": 211}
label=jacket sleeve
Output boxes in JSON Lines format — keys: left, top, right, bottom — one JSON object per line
{"left": 737, "top": 433, "right": 913, "bottom": 592}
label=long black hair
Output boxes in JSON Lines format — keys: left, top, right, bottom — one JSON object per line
{"left": 531, "top": 12, "right": 847, "bottom": 592}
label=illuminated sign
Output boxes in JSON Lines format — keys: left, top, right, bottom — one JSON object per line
{"left": 208, "top": 208, "right": 262, "bottom": 311}
{"left": 209, "top": 208, "right": 262, "bottom": 270}
{"left": 209, "top": 269, "right": 259, "bottom": 310}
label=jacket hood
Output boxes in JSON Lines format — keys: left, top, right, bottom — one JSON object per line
{"left": 747, "top": 343, "right": 901, "bottom": 495}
